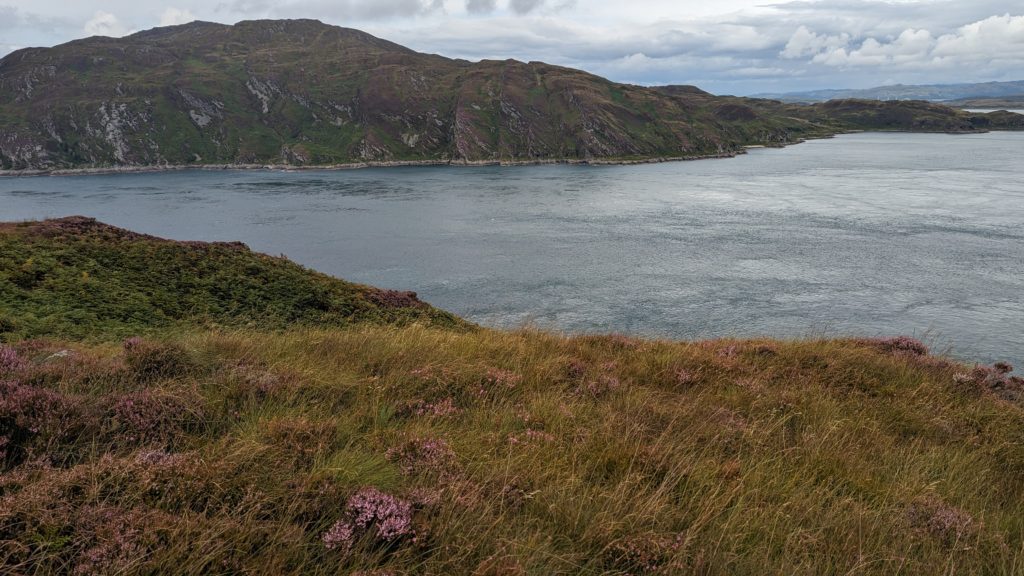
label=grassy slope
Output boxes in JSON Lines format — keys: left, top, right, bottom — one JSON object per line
{"left": 0, "top": 216, "right": 463, "bottom": 340}
{"left": 2, "top": 219, "right": 1024, "bottom": 575}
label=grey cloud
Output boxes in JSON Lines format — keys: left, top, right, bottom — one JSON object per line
{"left": 465, "top": 0, "right": 497, "bottom": 14}
{"left": 314, "top": 0, "right": 444, "bottom": 20}
{"left": 217, "top": 0, "right": 443, "bottom": 21}
{"left": 0, "top": 4, "right": 67, "bottom": 32}
{"left": 509, "top": 0, "right": 543, "bottom": 15}
{"left": 215, "top": 0, "right": 273, "bottom": 14}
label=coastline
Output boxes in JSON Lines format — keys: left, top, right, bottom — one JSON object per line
{"left": 4, "top": 127, "right": 1012, "bottom": 177}
{"left": 0, "top": 149, "right": 772, "bottom": 178}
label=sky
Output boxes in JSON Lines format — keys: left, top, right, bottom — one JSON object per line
{"left": 0, "top": 0, "right": 1022, "bottom": 95}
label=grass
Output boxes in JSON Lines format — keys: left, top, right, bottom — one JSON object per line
{"left": 3, "top": 328, "right": 1023, "bottom": 575}
{"left": 0, "top": 217, "right": 464, "bottom": 341}
{"left": 2, "top": 219, "right": 1023, "bottom": 575}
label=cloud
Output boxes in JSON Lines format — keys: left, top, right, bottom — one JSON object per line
{"left": 215, "top": 0, "right": 444, "bottom": 21}
{"left": 159, "top": 7, "right": 197, "bottom": 26}
{"left": 508, "top": 0, "right": 543, "bottom": 14}
{"left": 465, "top": 0, "right": 497, "bottom": 14}
{"left": 84, "top": 11, "right": 129, "bottom": 37}
{"left": 781, "top": 26, "right": 850, "bottom": 59}
{"left": 0, "top": 5, "right": 20, "bottom": 30}
{"left": 0, "top": 5, "right": 66, "bottom": 32}
{"left": 787, "top": 13, "right": 1024, "bottom": 72}
{"left": 933, "top": 13, "right": 1024, "bottom": 60}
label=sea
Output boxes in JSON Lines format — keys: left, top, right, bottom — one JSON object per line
{"left": 2, "top": 131, "right": 1022, "bottom": 366}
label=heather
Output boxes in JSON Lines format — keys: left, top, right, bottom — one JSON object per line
{"left": 1, "top": 328, "right": 1023, "bottom": 575}
{"left": 2, "top": 219, "right": 1024, "bottom": 574}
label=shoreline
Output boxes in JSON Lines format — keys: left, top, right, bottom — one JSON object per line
{"left": 0, "top": 150, "right": 753, "bottom": 178}
{"left": 2, "top": 127, "right": 1012, "bottom": 177}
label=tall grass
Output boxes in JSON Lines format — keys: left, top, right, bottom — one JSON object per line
{"left": 2, "top": 326, "right": 1022, "bottom": 575}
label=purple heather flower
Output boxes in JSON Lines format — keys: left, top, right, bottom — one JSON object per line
{"left": 322, "top": 487, "right": 414, "bottom": 555}
{"left": 0, "top": 346, "right": 22, "bottom": 373}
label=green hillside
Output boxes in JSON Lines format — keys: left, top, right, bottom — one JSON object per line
{"left": 0, "top": 216, "right": 463, "bottom": 340}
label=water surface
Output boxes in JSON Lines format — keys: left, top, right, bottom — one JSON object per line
{"left": 2, "top": 132, "right": 1022, "bottom": 366}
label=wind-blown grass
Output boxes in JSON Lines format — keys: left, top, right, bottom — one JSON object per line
{"left": 1, "top": 327, "right": 1022, "bottom": 575}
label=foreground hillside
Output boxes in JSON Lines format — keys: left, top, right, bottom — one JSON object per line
{"left": 0, "top": 217, "right": 463, "bottom": 339}
{"left": 1, "top": 19, "right": 1021, "bottom": 172}
{"left": 2, "top": 219, "right": 1024, "bottom": 575}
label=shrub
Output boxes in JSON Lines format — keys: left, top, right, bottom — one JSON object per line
{"left": 574, "top": 374, "right": 622, "bottom": 398}
{"left": 564, "top": 358, "right": 588, "bottom": 380}
{"left": 0, "top": 380, "right": 79, "bottom": 467}
{"left": 672, "top": 367, "right": 699, "bottom": 388}
{"left": 399, "top": 397, "right": 460, "bottom": 418}
{"left": 322, "top": 488, "right": 415, "bottom": 556}
{"left": 386, "top": 437, "right": 457, "bottom": 477}
{"left": 508, "top": 428, "right": 556, "bottom": 446}
{"left": 952, "top": 364, "right": 1023, "bottom": 402}
{"left": 72, "top": 505, "right": 166, "bottom": 575}
{"left": 604, "top": 532, "right": 685, "bottom": 574}
{"left": 223, "top": 362, "right": 293, "bottom": 401}
{"left": 861, "top": 336, "right": 929, "bottom": 357}
{"left": 483, "top": 368, "right": 522, "bottom": 389}
{"left": 123, "top": 338, "right": 192, "bottom": 383}
{"left": 906, "top": 496, "right": 976, "bottom": 547}
{"left": 367, "top": 289, "right": 425, "bottom": 309}
{"left": 107, "top": 389, "right": 202, "bottom": 446}
{"left": 265, "top": 417, "right": 336, "bottom": 464}
{"left": 0, "top": 345, "right": 23, "bottom": 373}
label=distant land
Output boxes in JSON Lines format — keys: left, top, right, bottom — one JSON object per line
{"left": 1, "top": 19, "right": 1023, "bottom": 173}
{"left": 946, "top": 95, "right": 1024, "bottom": 109}
{"left": 754, "top": 80, "right": 1024, "bottom": 104}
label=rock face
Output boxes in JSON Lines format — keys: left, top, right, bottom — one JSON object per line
{"left": 0, "top": 19, "right": 1020, "bottom": 171}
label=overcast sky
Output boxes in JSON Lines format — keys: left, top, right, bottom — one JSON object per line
{"left": 1, "top": 0, "right": 1021, "bottom": 94}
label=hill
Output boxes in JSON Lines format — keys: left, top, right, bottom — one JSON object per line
{"left": 754, "top": 80, "right": 1024, "bottom": 104}
{"left": 947, "top": 95, "right": 1024, "bottom": 110}
{"left": 1, "top": 19, "right": 1020, "bottom": 172}
{"left": 2, "top": 218, "right": 1023, "bottom": 574}
{"left": 0, "top": 216, "right": 463, "bottom": 339}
